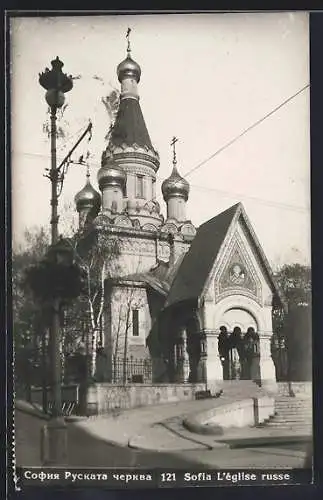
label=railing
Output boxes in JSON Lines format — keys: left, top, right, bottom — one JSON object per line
{"left": 112, "top": 356, "right": 153, "bottom": 384}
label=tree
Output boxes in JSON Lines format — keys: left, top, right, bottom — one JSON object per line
{"left": 101, "top": 88, "right": 120, "bottom": 142}
{"left": 273, "top": 263, "right": 312, "bottom": 381}
{"left": 66, "top": 227, "right": 121, "bottom": 378}
{"left": 13, "top": 227, "right": 50, "bottom": 395}
{"left": 13, "top": 224, "right": 85, "bottom": 393}
{"left": 274, "top": 263, "right": 311, "bottom": 307}
{"left": 13, "top": 219, "right": 122, "bottom": 388}
{"left": 110, "top": 282, "right": 147, "bottom": 384}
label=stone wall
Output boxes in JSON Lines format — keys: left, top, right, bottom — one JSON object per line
{"left": 277, "top": 381, "right": 312, "bottom": 397}
{"left": 86, "top": 383, "right": 206, "bottom": 415}
{"left": 184, "top": 395, "right": 275, "bottom": 433}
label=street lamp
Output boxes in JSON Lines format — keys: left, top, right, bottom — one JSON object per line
{"left": 39, "top": 57, "right": 73, "bottom": 465}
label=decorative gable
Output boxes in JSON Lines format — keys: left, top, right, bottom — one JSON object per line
{"left": 215, "top": 230, "right": 262, "bottom": 305}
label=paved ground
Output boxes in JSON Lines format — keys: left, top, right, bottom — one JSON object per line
{"left": 15, "top": 409, "right": 205, "bottom": 469}
{"left": 15, "top": 399, "right": 312, "bottom": 470}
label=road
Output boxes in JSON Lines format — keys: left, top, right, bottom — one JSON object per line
{"left": 14, "top": 409, "right": 210, "bottom": 469}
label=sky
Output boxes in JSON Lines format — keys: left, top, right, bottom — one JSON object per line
{"left": 10, "top": 12, "right": 311, "bottom": 269}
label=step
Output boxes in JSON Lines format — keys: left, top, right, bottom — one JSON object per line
{"left": 275, "top": 400, "right": 312, "bottom": 405}
{"left": 271, "top": 418, "right": 312, "bottom": 424}
{"left": 275, "top": 400, "right": 312, "bottom": 406}
{"left": 274, "top": 409, "right": 312, "bottom": 414}
{"left": 275, "top": 398, "right": 312, "bottom": 406}
{"left": 274, "top": 410, "right": 312, "bottom": 415}
{"left": 266, "top": 422, "right": 312, "bottom": 429}
{"left": 275, "top": 411, "right": 313, "bottom": 418}
{"left": 274, "top": 411, "right": 312, "bottom": 417}
{"left": 275, "top": 406, "right": 312, "bottom": 410}
{"left": 274, "top": 410, "right": 312, "bottom": 417}
{"left": 272, "top": 412, "right": 310, "bottom": 416}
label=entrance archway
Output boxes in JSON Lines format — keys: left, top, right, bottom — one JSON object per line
{"left": 220, "top": 307, "right": 258, "bottom": 333}
{"left": 218, "top": 308, "right": 259, "bottom": 381}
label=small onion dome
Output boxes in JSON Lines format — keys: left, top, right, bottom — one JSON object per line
{"left": 74, "top": 179, "right": 101, "bottom": 213}
{"left": 161, "top": 165, "right": 190, "bottom": 202}
{"left": 97, "top": 160, "right": 126, "bottom": 190}
{"left": 117, "top": 55, "right": 141, "bottom": 83}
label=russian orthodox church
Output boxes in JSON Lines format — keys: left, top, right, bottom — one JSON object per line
{"left": 74, "top": 35, "right": 283, "bottom": 388}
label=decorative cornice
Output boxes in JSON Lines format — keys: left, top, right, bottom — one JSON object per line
{"left": 92, "top": 218, "right": 175, "bottom": 242}
{"left": 112, "top": 150, "right": 160, "bottom": 171}
{"left": 120, "top": 164, "right": 157, "bottom": 177}
{"left": 216, "top": 288, "right": 263, "bottom": 307}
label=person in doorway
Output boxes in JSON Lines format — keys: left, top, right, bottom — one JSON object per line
{"left": 218, "top": 326, "right": 230, "bottom": 380}
{"left": 229, "top": 327, "right": 244, "bottom": 379}
{"left": 247, "top": 327, "right": 261, "bottom": 385}
{"left": 243, "top": 328, "right": 254, "bottom": 379}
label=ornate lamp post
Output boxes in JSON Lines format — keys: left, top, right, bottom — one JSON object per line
{"left": 39, "top": 57, "right": 73, "bottom": 465}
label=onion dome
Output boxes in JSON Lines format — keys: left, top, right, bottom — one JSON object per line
{"left": 162, "top": 165, "right": 190, "bottom": 202}
{"left": 97, "top": 158, "right": 126, "bottom": 190}
{"left": 75, "top": 175, "right": 101, "bottom": 213}
{"left": 117, "top": 55, "right": 141, "bottom": 83}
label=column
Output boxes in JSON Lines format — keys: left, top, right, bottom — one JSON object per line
{"left": 259, "top": 334, "right": 277, "bottom": 391}
{"left": 197, "top": 332, "right": 207, "bottom": 383}
{"left": 183, "top": 329, "right": 190, "bottom": 382}
{"left": 174, "top": 328, "right": 185, "bottom": 383}
{"left": 205, "top": 333, "right": 223, "bottom": 383}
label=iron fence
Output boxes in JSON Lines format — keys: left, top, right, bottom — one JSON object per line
{"left": 112, "top": 356, "right": 153, "bottom": 384}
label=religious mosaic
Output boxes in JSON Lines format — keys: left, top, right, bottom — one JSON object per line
{"left": 218, "top": 238, "right": 261, "bottom": 300}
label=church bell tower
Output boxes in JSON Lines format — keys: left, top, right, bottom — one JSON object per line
{"left": 97, "top": 28, "right": 163, "bottom": 230}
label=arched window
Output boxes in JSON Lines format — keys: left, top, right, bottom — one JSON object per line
{"left": 136, "top": 175, "right": 144, "bottom": 198}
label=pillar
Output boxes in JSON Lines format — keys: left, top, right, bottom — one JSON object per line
{"left": 259, "top": 335, "right": 277, "bottom": 391}
{"left": 174, "top": 328, "right": 186, "bottom": 383}
{"left": 197, "top": 332, "right": 207, "bottom": 383}
{"left": 205, "top": 333, "right": 223, "bottom": 382}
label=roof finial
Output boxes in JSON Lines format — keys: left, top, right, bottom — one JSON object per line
{"left": 170, "top": 136, "right": 178, "bottom": 168}
{"left": 86, "top": 163, "right": 90, "bottom": 180}
{"left": 126, "top": 27, "right": 132, "bottom": 57}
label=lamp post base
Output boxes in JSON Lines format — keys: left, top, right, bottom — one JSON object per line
{"left": 41, "top": 417, "right": 68, "bottom": 466}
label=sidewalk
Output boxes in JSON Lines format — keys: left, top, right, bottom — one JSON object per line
{"left": 73, "top": 400, "right": 311, "bottom": 469}
{"left": 15, "top": 405, "right": 205, "bottom": 468}
{"left": 15, "top": 398, "right": 312, "bottom": 469}
{"left": 129, "top": 415, "right": 311, "bottom": 452}
{"left": 74, "top": 396, "right": 232, "bottom": 447}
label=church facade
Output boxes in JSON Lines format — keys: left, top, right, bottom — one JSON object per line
{"left": 74, "top": 38, "right": 283, "bottom": 388}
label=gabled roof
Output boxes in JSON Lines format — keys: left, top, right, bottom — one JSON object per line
{"left": 110, "top": 98, "right": 154, "bottom": 151}
{"left": 165, "top": 202, "right": 284, "bottom": 309}
{"left": 165, "top": 203, "right": 239, "bottom": 308}
{"left": 115, "top": 254, "right": 186, "bottom": 297}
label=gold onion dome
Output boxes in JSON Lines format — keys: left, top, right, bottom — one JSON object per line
{"left": 117, "top": 55, "right": 141, "bottom": 83}
{"left": 75, "top": 177, "right": 101, "bottom": 212}
{"left": 97, "top": 159, "right": 126, "bottom": 190}
{"left": 162, "top": 165, "right": 190, "bottom": 202}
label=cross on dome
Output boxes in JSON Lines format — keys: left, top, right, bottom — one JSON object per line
{"left": 161, "top": 136, "right": 190, "bottom": 202}
{"left": 170, "top": 136, "right": 178, "bottom": 166}
{"left": 126, "top": 27, "right": 132, "bottom": 56}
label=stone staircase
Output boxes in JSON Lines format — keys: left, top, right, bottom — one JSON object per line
{"left": 210, "top": 380, "right": 268, "bottom": 399}
{"left": 264, "top": 395, "right": 312, "bottom": 433}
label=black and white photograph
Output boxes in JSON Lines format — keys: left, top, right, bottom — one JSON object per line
{"left": 9, "top": 11, "right": 312, "bottom": 486}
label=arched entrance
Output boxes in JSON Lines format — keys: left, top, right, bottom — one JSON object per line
{"left": 218, "top": 308, "right": 260, "bottom": 381}
{"left": 220, "top": 307, "right": 258, "bottom": 332}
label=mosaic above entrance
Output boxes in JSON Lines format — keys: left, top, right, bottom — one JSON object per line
{"left": 217, "top": 233, "right": 262, "bottom": 303}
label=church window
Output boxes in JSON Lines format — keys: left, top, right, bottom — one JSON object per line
{"left": 136, "top": 175, "right": 144, "bottom": 198}
{"left": 132, "top": 309, "right": 139, "bottom": 336}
